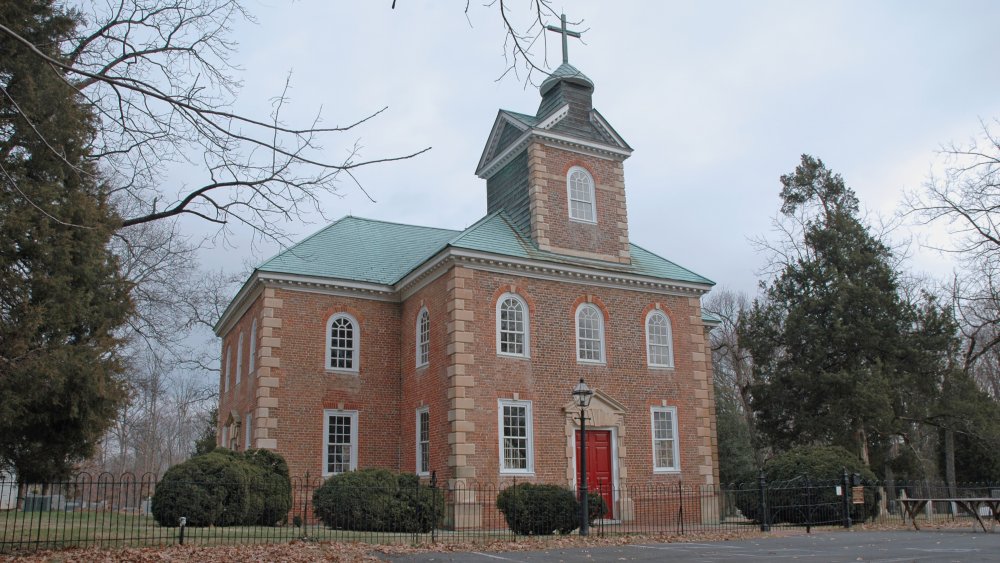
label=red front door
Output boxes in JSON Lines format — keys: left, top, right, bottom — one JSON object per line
{"left": 576, "top": 429, "right": 613, "bottom": 518}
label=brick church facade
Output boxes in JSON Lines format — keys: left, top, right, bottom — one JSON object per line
{"left": 214, "top": 58, "right": 720, "bottom": 524}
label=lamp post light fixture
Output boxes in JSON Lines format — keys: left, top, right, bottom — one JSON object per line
{"left": 572, "top": 378, "right": 594, "bottom": 536}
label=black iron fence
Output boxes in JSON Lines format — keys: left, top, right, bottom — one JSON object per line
{"left": 1, "top": 471, "right": 997, "bottom": 554}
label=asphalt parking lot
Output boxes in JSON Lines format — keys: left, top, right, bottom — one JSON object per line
{"left": 389, "top": 530, "right": 1000, "bottom": 562}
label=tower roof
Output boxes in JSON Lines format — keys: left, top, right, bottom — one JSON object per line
{"left": 539, "top": 62, "right": 594, "bottom": 96}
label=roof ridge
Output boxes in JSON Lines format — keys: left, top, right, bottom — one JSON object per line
{"left": 446, "top": 210, "right": 505, "bottom": 246}
{"left": 341, "top": 215, "right": 461, "bottom": 234}
{"left": 629, "top": 241, "right": 715, "bottom": 285}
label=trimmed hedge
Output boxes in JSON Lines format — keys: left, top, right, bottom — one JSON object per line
{"left": 496, "top": 483, "right": 606, "bottom": 535}
{"left": 312, "top": 469, "right": 443, "bottom": 533}
{"left": 734, "top": 445, "right": 879, "bottom": 525}
{"left": 151, "top": 449, "right": 292, "bottom": 527}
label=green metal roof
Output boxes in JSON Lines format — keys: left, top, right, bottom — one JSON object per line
{"left": 256, "top": 213, "right": 713, "bottom": 287}
{"left": 540, "top": 62, "right": 595, "bottom": 95}
{"left": 257, "top": 216, "right": 459, "bottom": 285}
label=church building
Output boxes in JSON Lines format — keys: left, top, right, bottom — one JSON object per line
{"left": 214, "top": 33, "right": 720, "bottom": 525}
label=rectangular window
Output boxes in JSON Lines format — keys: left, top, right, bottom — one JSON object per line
{"left": 221, "top": 426, "right": 229, "bottom": 449}
{"left": 651, "top": 407, "right": 680, "bottom": 472}
{"left": 324, "top": 410, "right": 358, "bottom": 475}
{"left": 416, "top": 408, "right": 430, "bottom": 475}
{"left": 498, "top": 400, "right": 533, "bottom": 474}
{"left": 245, "top": 412, "right": 252, "bottom": 451}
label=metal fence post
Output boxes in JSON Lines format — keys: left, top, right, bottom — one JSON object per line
{"left": 805, "top": 476, "right": 812, "bottom": 534}
{"left": 842, "top": 468, "right": 851, "bottom": 529}
{"left": 430, "top": 471, "right": 437, "bottom": 544}
{"left": 178, "top": 517, "right": 186, "bottom": 545}
{"left": 758, "top": 471, "right": 770, "bottom": 532}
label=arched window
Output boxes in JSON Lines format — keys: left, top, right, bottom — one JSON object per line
{"left": 236, "top": 331, "right": 244, "bottom": 385}
{"left": 416, "top": 307, "right": 430, "bottom": 368}
{"left": 224, "top": 346, "right": 231, "bottom": 392}
{"left": 567, "top": 166, "right": 596, "bottom": 222}
{"left": 496, "top": 293, "right": 529, "bottom": 357}
{"left": 646, "top": 310, "right": 674, "bottom": 368}
{"left": 249, "top": 318, "right": 257, "bottom": 375}
{"left": 575, "top": 303, "right": 605, "bottom": 363}
{"left": 326, "top": 313, "right": 359, "bottom": 372}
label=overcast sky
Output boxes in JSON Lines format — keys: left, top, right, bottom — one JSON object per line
{"left": 188, "top": 0, "right": 1000, "bottom": 298}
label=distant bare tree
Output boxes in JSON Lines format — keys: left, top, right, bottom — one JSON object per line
{"left": 905, "top": 120, "right": 1000, "bottom": 379}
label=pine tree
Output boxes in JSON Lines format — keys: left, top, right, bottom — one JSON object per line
{"left": 739, "top": 156, "right": 955, "bottom": 468}
{"left": 0, "top": 1, "right": 131, "bottom": 483}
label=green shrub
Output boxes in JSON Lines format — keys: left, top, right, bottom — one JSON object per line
{"left": 496, "top": 483, "right": 581, "bottom": 535}
{"left": 733, "top": 446, "right": 879, "bottom": 525}
{"left": 244, "top": 449, "right": 292, "bottom": 525}
{"left": 312, "top": 469, "right": 443, "bottom": 533}
{"left": 151, "top": 449, "right": 292, "bottom": 527}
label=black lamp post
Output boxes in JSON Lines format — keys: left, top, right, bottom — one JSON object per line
{"left": 572, "top": 378, "right": 594, "bottom": 536}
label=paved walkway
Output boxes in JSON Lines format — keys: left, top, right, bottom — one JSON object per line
{"left": 389, "top": 530, "right": 1000, "bottom": 562}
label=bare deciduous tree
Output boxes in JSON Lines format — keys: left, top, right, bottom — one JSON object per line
{"left": 906, "top": 119, "right": 1000, "bottom": 379}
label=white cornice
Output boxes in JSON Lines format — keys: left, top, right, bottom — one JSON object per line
{"left": 214, "top": 273, "right": 264, "bottom": 336}
{"left": 475, "top": 113, "right": 530, "bottom": 176}
{"left": 216, "top": 249, "right": 711, "bottom": 337}
{"left": 477, "top": 127, "right": 632, "bottom": 180}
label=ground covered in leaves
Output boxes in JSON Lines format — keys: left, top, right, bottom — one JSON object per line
{"left": 5, "top": 521, "right": 984, "bottom": 562}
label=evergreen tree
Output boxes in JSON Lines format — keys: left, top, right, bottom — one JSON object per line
{"left": 739, "top": 156, "right": 955, "bottom": 468}
{"left": 0, "top": 1, "right": 131, "bottom": 483}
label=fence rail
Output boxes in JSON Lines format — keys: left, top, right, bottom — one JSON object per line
{"left": 1, "top": 472, "right": 997, "bottom": 554}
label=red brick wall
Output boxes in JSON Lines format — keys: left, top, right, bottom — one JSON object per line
{"left": 399, "top": 276, "right": 452, "bottom": 481}
{"left": 461, "top": 269, "right": 713, "bottom": 488}
{"left": 528, "top": 142, "right": 630, "bottom": 262}
{"left": 218, "top": 294, "right": 263, "bottom": 451}
{"left": 269, "top": 289, "right": 402, "bottom": 479}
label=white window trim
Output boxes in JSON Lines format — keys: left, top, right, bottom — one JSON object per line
{"left": 244, "top": 412, "right": 253, "bottom": 451}
{"left": 224, "top": 346, "right": 231, "bottom": 392}
{"left": 496, "top": 293, "right": 530, "bottom": 358}
{"left": 236, "top": 331, "right": 244, "bottom": 385}
{"left": 249, "top": 319, "right": 257, "bottom": 375}
{"left": 651, "top": 406, "right": 681, "bottom": 473}
{"left": 221, "top": 425, "right": 229, "bottom": 449}
{"left": 416, "top": 407, "right": 430, "bottom": 476}
{"left": 325, "top": 312, "right": 360, "bottom": 373}
{"left": 498, "top": 399, "right": 535, "bottom": 475}
{"left": 566, "top": 166, "right": 597, "bottom": 224}
{"left": 575, "top": 303, "right": 606, "bottom": 364}
{"left": 322, "top": 409, "right": 359, "bottom": 476}
{"left": 416, "top": 307, "right": 430, "bottom": 368}
{"left": 645, "top": 310, "right": 675, "bottom": 369}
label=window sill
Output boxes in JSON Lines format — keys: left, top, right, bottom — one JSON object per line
{"left": 325, "top": 368, "right": 359, "bottom": 376}
{"left": 568, "top": 217, "right": 598, "bottom": 225}
{"left": 500, "top": 471, "right": 536, "bottom": 477}
{"left": 577, "top": 360, "right": 607, "bottom": 366}
{"left": 497, "top": 352, "right": 531, "bottom": 360}
{"left": 653, "top": 468, "right": 681, "bottom": 474}
{"left": 647, "top": 365, "right": 675, "bottom": 371}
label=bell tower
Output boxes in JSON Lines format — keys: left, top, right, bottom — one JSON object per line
{"left": 475, "top": 15, "right": 633, "bottom": 264}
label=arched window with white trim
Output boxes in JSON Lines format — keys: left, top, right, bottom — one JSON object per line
{"left": 496, "top": 293, "right": 529, "bottom": 357}
{"left": 575, "top": 303, "right": 605, "bottom": 363}
{"left": 236, "top": 331, "right": 244, "bottom": 385}
{"left": 224, "top": 346, "right": 232, "bottom": 392}
{"left": 646, "top": 310, "right": 674, "bottom": 368}
{"left": 416, "top": 307, "right": 430, "bottom": 368}
{"left": 567, "top": 166, "right": 596, "bottom": 223}
{"left": 249, "top": 318, "right": 257, "bottom": 375}
{"left": 326, "top": 313, "right": 359, "bottom": 372}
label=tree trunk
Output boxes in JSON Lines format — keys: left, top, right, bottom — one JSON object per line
{"left": 857, "top": 424, "right": 870, "bottom": 466}
{"left": 944, "top": 429, "right": 956, "bottom": 495}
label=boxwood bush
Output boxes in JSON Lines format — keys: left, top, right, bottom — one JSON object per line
{"left": 733, "top": 445, "right": 879, "bottom": 525}
{"left": 496, "top": 483, "right": 605, "bottom": 535}
{"left": 151, "top": 448, "right": 292, "bottom": 527}
{"left": 312, "top": 469, "right": 443, "bottom": 532}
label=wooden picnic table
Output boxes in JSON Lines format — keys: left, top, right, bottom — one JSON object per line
{"left": 898, "top": 498, "right": 1000, "bottom": 533}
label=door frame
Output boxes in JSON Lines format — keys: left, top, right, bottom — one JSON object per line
{"left": 570, "top": 425, "right": 619, "bottom": 519}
